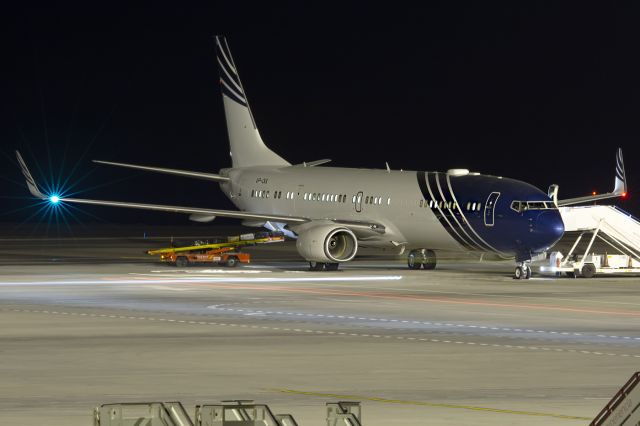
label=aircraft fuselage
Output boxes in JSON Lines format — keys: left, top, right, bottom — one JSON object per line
{"left": 220, "top": 166, "right": 565, "bottom": 261}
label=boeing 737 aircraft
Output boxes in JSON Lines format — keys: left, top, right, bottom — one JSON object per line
{"left": 17, "top": 36, "right": 628, "bottom": 279}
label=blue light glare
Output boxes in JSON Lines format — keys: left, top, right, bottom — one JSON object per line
{"left": 49, "top": 195, "right": 60, "bottom": 204}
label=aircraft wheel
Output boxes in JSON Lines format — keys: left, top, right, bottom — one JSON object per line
{"left": 514, "top": 266, "right": 525, "bottom": 280}
{"left": 309, "top": 261, "right": 326, "bottom": 271}
{"left": 407, "top": 251, "right": 422, "bottom": 270}
{"left": 325, "top": 263, "right": 339, "bottom": 271}
{"left": 225, "top": 256, "right": 239, "bottom": 267}
{"left": 422, "top": 250, "right": 437, "bottom": 270}
{"left": 176, "top": 257, "right": 189, "bottom": 268}
{"left": 581, "top": 263, "right": 596, "bottom": 278}
{"left": 525, "top": 265, "right": 532, "bottom": 279}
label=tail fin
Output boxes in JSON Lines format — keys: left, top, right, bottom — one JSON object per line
{"left": 215, "top": 36, "right": 289, "bottom": 168}
{"left": 614, "top": 147, "right": 627, "bottom": 195}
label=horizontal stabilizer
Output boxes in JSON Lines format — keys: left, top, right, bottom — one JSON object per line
{"left": 293, "top": 159, "right": 332, "bottom": 167}
{"left": 93, "top": 160, "right": 229, "bottom": 182}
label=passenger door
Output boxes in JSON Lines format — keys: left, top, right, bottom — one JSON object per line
{"left": 484, "top": 192, "right": 500, "bottom": 226}
{"left": 355, "top": 191, "right": 363, "bottom": 213}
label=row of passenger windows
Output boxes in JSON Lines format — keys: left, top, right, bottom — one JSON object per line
{"left": 251, "top": 190, "right": 299, "bottom": 200}
{"left": 352, "top": 194, "right": 392, "bottom": 205}
{"left": 251, "top": 189, "right": 283, "bottom": 199}
{"left": 303, "top": 193, "right": 348, "bottom": 203}
{"left": 250, "top": 189, "right": 393, "bottom": 206}
{"left": 419, "top": 199, "right": 483, "bottom": 212}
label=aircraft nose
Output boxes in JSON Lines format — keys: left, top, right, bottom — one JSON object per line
{"left": 533, "top": 210, "right": 565, "bottom": 248}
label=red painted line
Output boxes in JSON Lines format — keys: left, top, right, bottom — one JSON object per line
{"left": 180, "top": 282, "right": 640, "bottom": 318}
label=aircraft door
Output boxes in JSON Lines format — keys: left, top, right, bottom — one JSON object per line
{"left": 484, "top": 192, "right": 500, "bottom": 226}
{"left": 355, "top": 191, "right": 363, "bottom": 213}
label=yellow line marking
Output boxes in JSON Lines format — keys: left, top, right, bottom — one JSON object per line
{"left": 268, "top": 388, "right": 591, "bottom": 421}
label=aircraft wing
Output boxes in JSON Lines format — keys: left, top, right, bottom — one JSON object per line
{"left": 16, "top": 151, "right": 307, "bottom": 224}
{"left": 92, "top": 160, "right": 230, "bottom": 182}
{"left": 16, "top": 151, "right": 391, "bottom": 233}
{"left": 48, "top": 197, "right": 310, "bottom": 223}
{"left": 556, "top": 148, "right": 628, "bottom": 206}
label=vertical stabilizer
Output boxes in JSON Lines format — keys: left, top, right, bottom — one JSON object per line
{"left": 215, "top": 36, "right": 289, "bottom": 168}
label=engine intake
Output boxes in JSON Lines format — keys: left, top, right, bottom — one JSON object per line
{"left": 296, "top": 225, "right": 358, "bottom": 263}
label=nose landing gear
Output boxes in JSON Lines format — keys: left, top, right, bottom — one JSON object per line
{"left": 514, "top": 262, "right": 532, "bottom": 280}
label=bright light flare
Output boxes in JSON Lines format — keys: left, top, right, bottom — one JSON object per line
{"left": 622, "top": 192, "right": 628, "bottom": 198}
{"left": 49, "top": 195, "right": 60, "bottom": 204}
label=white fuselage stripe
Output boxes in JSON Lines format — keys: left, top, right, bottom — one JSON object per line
{"left": 445, "top": 174, "right": 508, "bottom": 256}
{"left": 433, "top": 172, "right": 485, "bottom": 251}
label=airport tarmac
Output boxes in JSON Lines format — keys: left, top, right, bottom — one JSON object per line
{"left": 0, "top": 229, "right": 638, "bottom": 425}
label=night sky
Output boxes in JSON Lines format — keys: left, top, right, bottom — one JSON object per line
{"left": 3, "top": 4, "right": 640, "bottom": 227}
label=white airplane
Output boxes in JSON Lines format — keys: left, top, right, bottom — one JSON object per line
{"left": 17, "top": 36, "right": 628, "bottom": 279}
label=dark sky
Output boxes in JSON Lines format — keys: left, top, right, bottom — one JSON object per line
{"left": 2, "top": 3, "right": 640, "bottom": 227}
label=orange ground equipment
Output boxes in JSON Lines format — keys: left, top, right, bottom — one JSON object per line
{"left": 146, "top": 232, "right": 285, "bottom": 267}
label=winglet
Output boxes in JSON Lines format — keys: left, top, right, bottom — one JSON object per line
{"left": 557, "top": 147, "right": 630, "bottom": 206}
{"left": 15, "top": 151, "right": 46, "bottom": 199}
{"left": 614, "top": 147, "right": 627, "bottom": 195}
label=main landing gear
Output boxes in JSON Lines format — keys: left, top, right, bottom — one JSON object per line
{"left": 309, "top": 261, "right": 339, "bottom": 271}
{"left": 513, "top": 262, "right": 532, "bottom": 280}
{"left": 407, "top": 249, "right": 437, "bottom": 270}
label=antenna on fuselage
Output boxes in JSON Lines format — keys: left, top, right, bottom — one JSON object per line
{"left": 385, "top": 162, "right": 391, "bottom": 173}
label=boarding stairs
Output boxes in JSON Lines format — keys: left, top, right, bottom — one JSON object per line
{"left": 559, "top": 206, "right": 640, "bottom": 262}
{"left": 590, "top": 371, "right": 640, "bottom": 426}
{"left": 326, "top": 401, "right": 363, "bottom": 426}
{"left": 94, "top": 402, "right": 194, "bottom": 426}
{"left": 94, "top": 399, "right": 364, "bottom": 426}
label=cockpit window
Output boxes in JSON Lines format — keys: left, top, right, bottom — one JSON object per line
{"left": 527, "top": 201, "right": 547, "bottom": 209}
{"left": 511, "top": 200, "right": 556, "bottom": 212}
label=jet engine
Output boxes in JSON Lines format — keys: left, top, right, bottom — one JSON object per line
{"left": 296, "top": 225, "right": 358, "bottom": 263}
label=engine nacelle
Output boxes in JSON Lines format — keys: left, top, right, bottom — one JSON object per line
{"left": 296, "top": 225, "right": 358, "bottom": 263}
